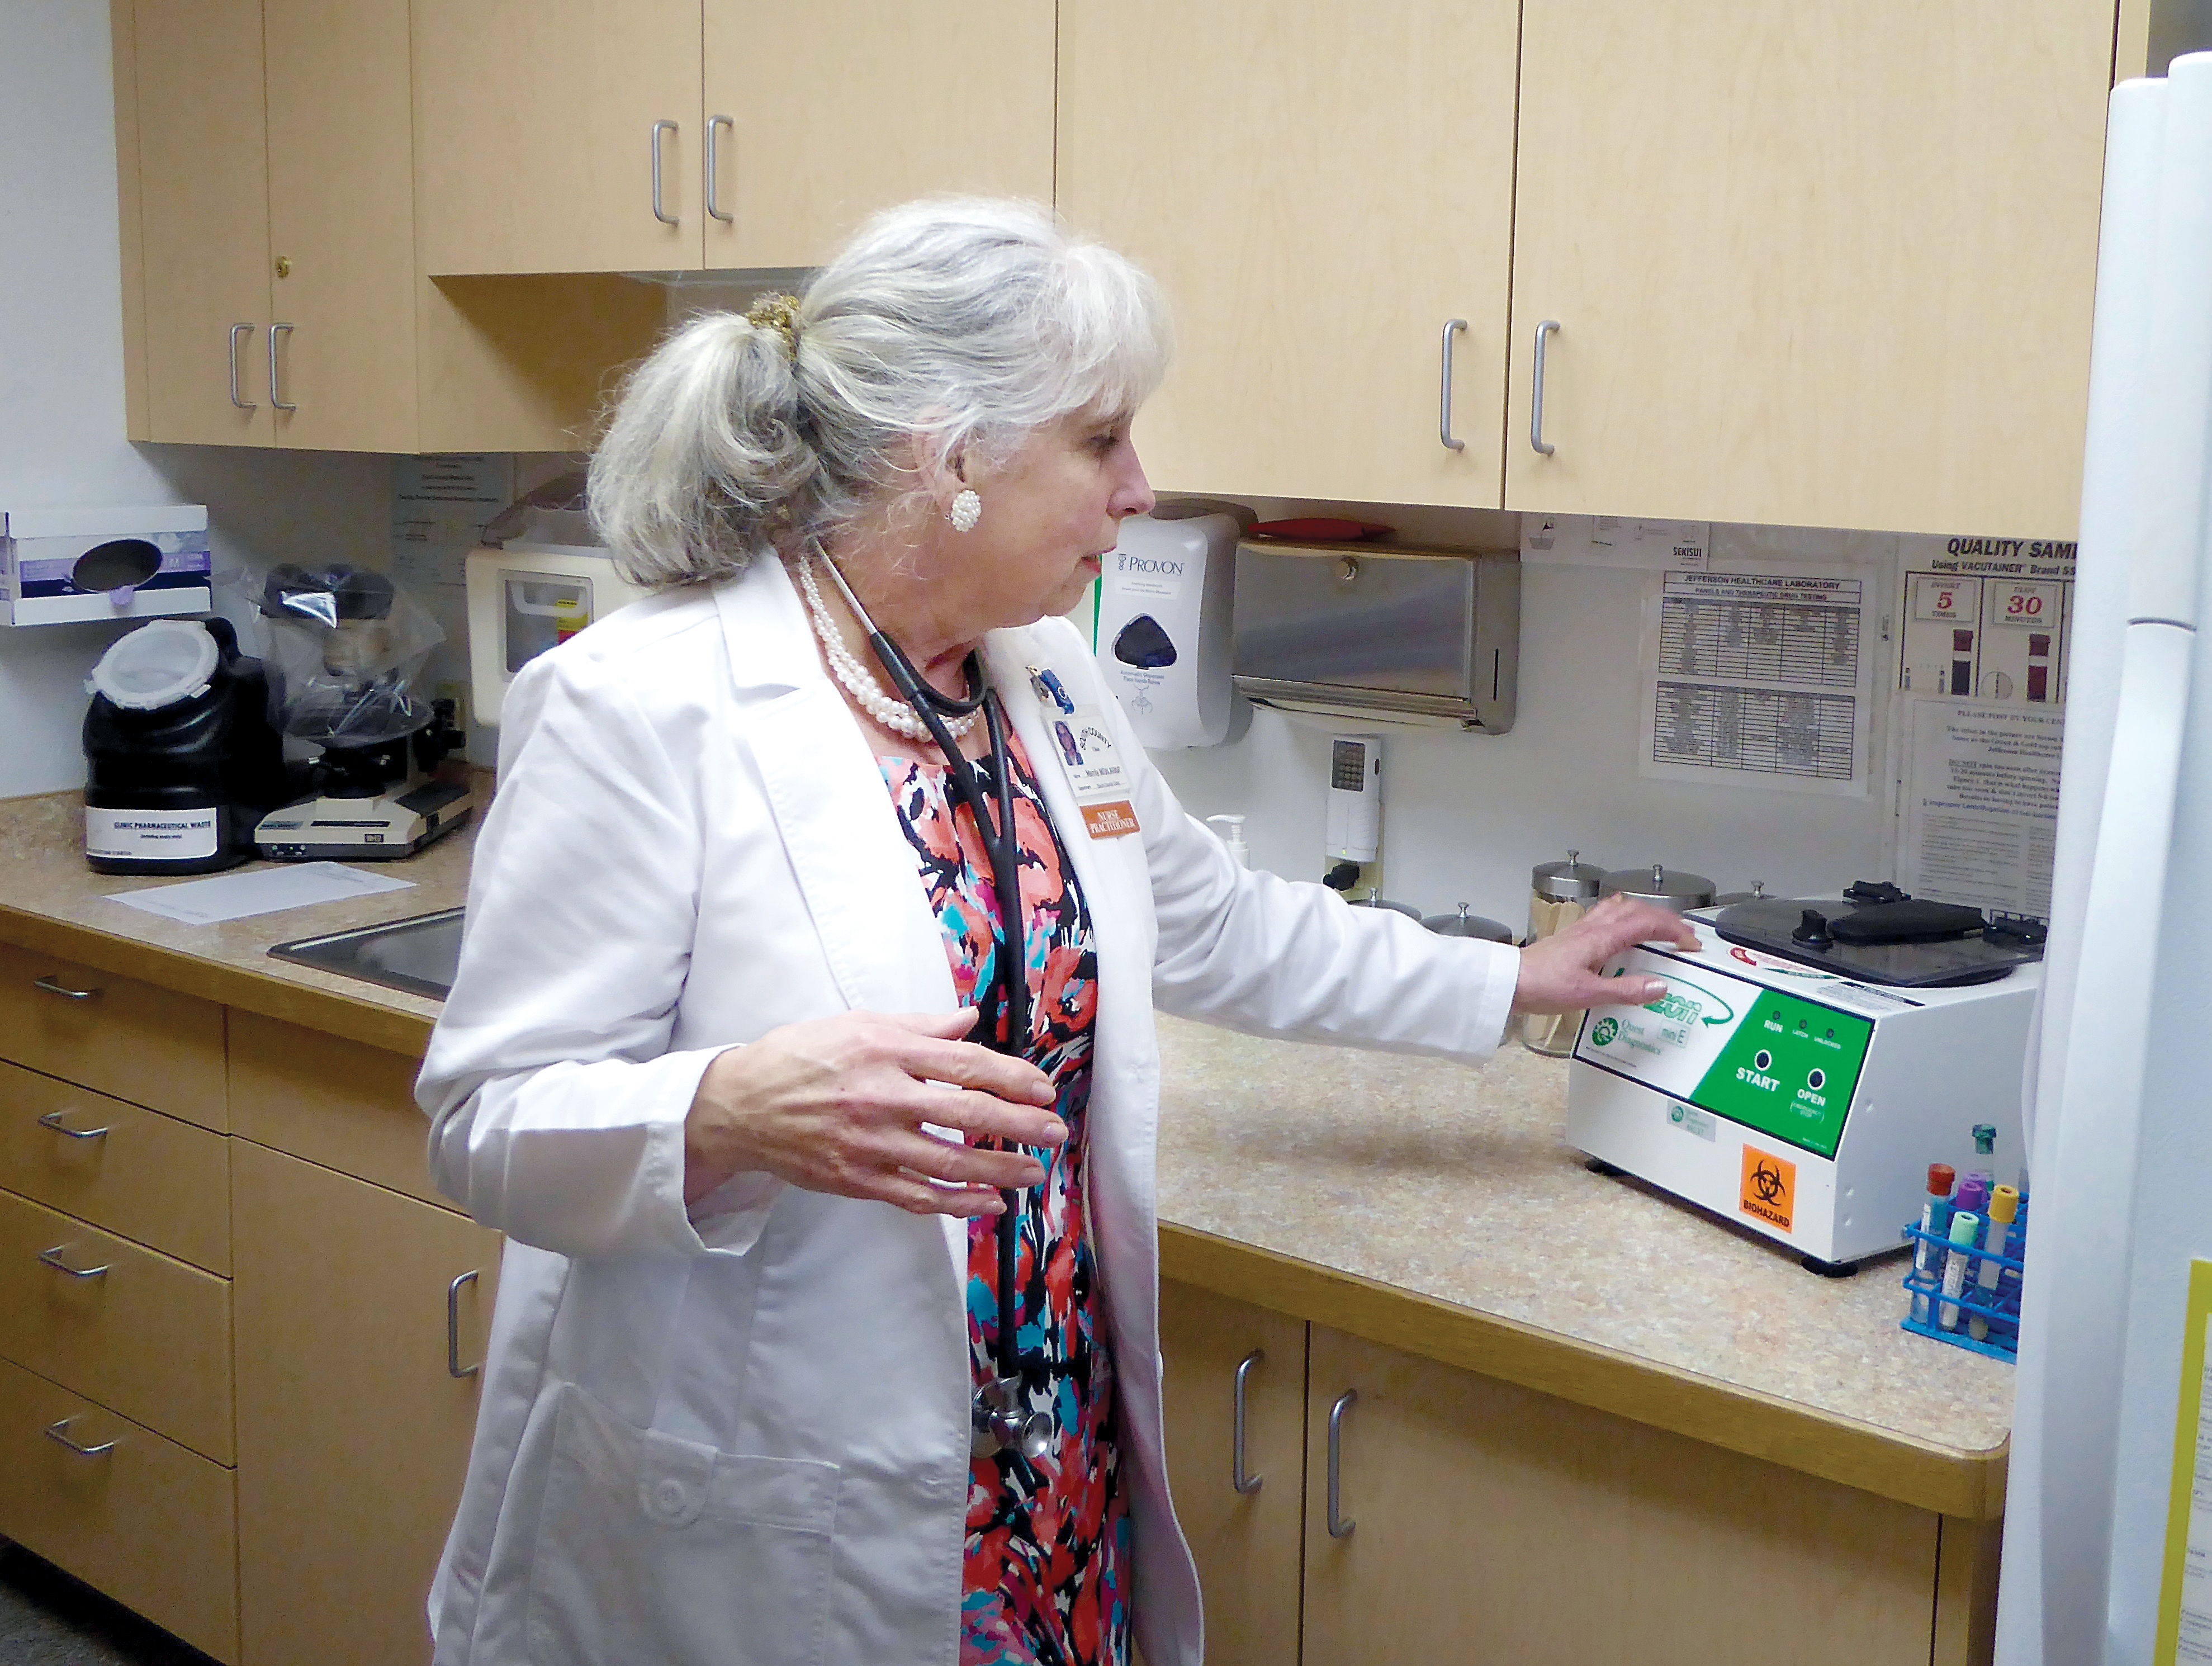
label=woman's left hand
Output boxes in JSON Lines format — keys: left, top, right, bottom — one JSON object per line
{"left": 1512, "top": 895, "right": 1701, "bottom": 1014}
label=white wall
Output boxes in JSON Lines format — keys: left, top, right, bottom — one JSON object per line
{"left": 1147, "top": 504, "right": 1900, "bottom": 931}
{"left": 0, "top": 0, "right": 389, "bottom": 801}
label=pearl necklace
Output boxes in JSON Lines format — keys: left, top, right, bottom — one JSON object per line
{"left": 795, "top": 551, "right": 982, "bottom": 745}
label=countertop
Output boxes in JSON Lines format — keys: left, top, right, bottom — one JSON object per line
{"left": 0, "top": 784, "right": 2012, "bottom": 1516}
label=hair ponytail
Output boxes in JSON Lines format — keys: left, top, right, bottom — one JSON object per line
{"left": 588, "top": 311, "right": 819, "bottom": 589}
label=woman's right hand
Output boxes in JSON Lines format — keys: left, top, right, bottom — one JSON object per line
{"left": 683, "top": 1009, "right": 1064, "bottom": 1216}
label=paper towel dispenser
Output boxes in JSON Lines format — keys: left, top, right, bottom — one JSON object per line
{"left": 1231, "top": 542, "right": 1518, "bottom": 733}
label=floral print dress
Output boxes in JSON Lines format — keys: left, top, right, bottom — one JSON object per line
{"left": 877, "top": 727, "right": 1131, "bottom": 1666}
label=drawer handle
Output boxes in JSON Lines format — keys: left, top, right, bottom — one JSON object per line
{"left": 32, "top": 976, "right": 101, "bottom": 1001}
{"left": 650, "top": 119, "right": 680, "bottom": 226}
{"left": 1232, "top": 1349, "right": 1264, "bottom": 1495}
{"left": 1438, "top": 319, "right": 1467, "bottom": 452}
{"left": 1327, "top": 1389, "right": 1357, "bottom": 1539}
{"left": 448, "top": 1269, "right": 482, "bottom": 1379}
{"left": 38, "top": 1244, "right": 110, "bottom": 1280}
{"left": 37, "top": 1109, "right": 110, "bottom": 1141}
{"left": 1529, "top": 319, "right": 1560, "bottom": 456}
{"left": 705, "top": 113, "right": 734, "bottom": 224}
{"left": 45, "top": 1417, "right": 117, "bottom": 1457}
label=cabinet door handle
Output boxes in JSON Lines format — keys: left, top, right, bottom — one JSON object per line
{"left": 651, "top": 120, "right": 680, "bottom": 226}
{"left": 39, "top": 1244, "right": 110, "bottom": 1280}
{"left": 705, "top": 114, "right": 734, "bottom": 224}
{"left": 1232, "top": 1350, "right": 1264, "bottom": 1494}
{"left": 1438, "top": 319, "right": 1468, "bottom": 452}
{"left": 1529, "top": 319, "right": 1560, "bottom": 456}
{"left": 45, "top": 1417, "right": 117, "bottom": 1457}
{"left": 37, "top": 1109, "right": 110, "bottom": 1140}
{"left": 1326, "top": 1389, "right": 1357, "bottom": 1538}
{"left": 228, "top": 322, "right": 258, "bottom": 410}
{"left": 448, "top": 1269, "right": 482, "bottom": 1378}
{"left": 32, "top": 975, "right": 101, "bottom": 1002}
{"left": 268, "top": 322, "right": 296, "bottom": 412}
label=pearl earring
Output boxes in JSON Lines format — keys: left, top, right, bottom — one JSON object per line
{"left": 948, "top": 489, "right": 982, "bottom": 533}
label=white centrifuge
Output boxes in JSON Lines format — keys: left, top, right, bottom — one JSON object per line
{"left": 1565, "top": 892, "right": 2042, "bottom": 1274}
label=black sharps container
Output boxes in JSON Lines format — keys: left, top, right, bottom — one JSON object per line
{"left": 83, "top": 617, "right": 291, "bottom": 875}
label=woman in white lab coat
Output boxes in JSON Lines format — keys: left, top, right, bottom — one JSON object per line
{"left": 416, "top": 198, "right": 1687, "bottom": 1666}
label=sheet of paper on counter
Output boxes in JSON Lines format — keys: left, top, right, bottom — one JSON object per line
{"left": 1894, "top": 698, "right": 2061, "bottom": 919}
{"left": 106, "top": 861, "right": 415, "bottom": 927}
{"left": 1636, "top": 561, "right": 1879, "bottom": 796}
{"left": 1521, "top": 513, "right": 1709, "bottom": 570}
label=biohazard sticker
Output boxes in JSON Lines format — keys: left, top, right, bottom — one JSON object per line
{"left": 1739, "top": 1146, "right": 1797, "bottom": 1233}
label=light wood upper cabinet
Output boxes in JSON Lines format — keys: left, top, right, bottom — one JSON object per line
{"left": 415, "top": 0, "right": 705, "bottom": 276}
{"left": 129, "top": 0, "right": 273, "bottom": 445}
{"left": 1157, "top": 1281, "right": 1306, "bottom": 1666}
{"left": 262, "top": 0, "right": 419, "bottom": 451}
{"left": 700, "top": 0, "right": 1053, "bottom": 268}
{"left": 233, "top": 1140, "right": 500, "bottom": 1666}
{"left": 1504, "top": 1, "right": 2113, "bottom": 537}
{"left": 1302, "top": 1326, "right": 1940, "bottom": 1666}
{"left": 1057, "top": 0, "right": 1520, "bottom": 508}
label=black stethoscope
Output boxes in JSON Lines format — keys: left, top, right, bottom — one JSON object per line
{"left": 816, "top": 553, "right": 1056, "bottom": 1465}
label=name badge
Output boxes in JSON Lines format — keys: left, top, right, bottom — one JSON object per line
{"left": 1031, "top": 667, "right": 1141, "bottom": 839}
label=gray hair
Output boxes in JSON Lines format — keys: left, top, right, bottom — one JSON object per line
{"left": 588, "top": 197, "right": 1172, "bottom": 589}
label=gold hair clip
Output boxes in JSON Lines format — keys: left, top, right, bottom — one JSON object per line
{"left": 746, "top": 292, "right": 801, "bottom": 352}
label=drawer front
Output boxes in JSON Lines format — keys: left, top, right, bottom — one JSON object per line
{"left": 230, "top": 1009, "right": 449, "bottom": 1208}
{"left": 0, "top": 1186, "right": 234, "bottom": 1464}
{"left": 0, "top": 940, "right": 226, "bottom": 1130}
{"left": 0, "top": 1059, "right": 230, "bottom": 1274}
{"left": 0, "top": 1353, "right": 238, "bottom": 1664}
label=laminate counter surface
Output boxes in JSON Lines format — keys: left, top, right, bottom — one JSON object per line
{"left": 0, "top": 785, "right": 469, "bottom": 1051}
{"left": 1153, "top": 1015, "right": 2014, "bottom": 1460}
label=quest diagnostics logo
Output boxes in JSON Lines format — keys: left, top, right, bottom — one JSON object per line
{"left": 1590, "top": 1017, "right": 1619, "bottom": 1047}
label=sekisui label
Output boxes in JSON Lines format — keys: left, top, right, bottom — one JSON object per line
{"left": 86, "top": 805, "right": 218, "bottom": 860}
{"left": 1739, "top": 1146, "right": 1797, "bottom": 1233}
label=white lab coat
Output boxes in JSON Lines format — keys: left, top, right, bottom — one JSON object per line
{"left": 416, "top": 553, "right": 1518, "bottom": 1666}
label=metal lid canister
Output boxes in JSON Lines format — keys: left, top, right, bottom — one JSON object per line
{"left": 1599, "top": 862, "right": 1717, "bottom": 913}
{"left": 1531, "top": 850, "right": 1605, "bottom": 904}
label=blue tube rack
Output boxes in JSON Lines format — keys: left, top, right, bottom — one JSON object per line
{"left": 1898, "top": 1220, "right": 2022, "bottom": 1362}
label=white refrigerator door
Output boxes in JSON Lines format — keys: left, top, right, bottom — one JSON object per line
{"left": 2001, "top": 54, "right": 2212, "bottom": 1666}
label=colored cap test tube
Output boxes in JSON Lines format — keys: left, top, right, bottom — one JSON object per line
{"left": 1969, "top": 1186, "right": 2020, "bottom": 1342}
{"left": 1939, "top": 1210, "right": 1982, "bottom": 1331}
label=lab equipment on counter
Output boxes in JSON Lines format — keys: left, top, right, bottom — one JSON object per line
{"left": 82, "top": 618, "right": 289, "bottom": 875}
{"left": 2, "top": 504, "right": 211, "bottom": 626}
{"left": 1231, "top": 540, "right": 1518, "bottom": 732}
{"left": 250, "top": 564, "right": 470, "bottom": 862}
{"left": 1093, "top": 510, "right": 1242, "bottom": 747}
{"left": 1522, "top": 850, "right": 1605, "bottom": 1056}
{"left": 1599, "top": 863, "right": 1716, "bottom": 912}
{"left": 465, "top": 476, "right": 651, "bottom": 726}
{"left": 1712, "top": 879, "right": 2044, "bottom": 987}
{"left": 1422, "top": 904, "right": 1514, "bottom": 943}
{"left": 1565, "top": 914, "right": 2038, "bottom": 1274}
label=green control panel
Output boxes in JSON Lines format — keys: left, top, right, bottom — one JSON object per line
{"left": 1576, "top": 965, "right": 1874, "bottom": 1159}
{"left": 1688, "top": 990, "right": 1871, "bottom": 1158}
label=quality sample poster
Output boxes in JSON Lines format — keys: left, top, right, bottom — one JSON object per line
{"left": 1635, "top": 561, "right": 1881, "bottom": 796}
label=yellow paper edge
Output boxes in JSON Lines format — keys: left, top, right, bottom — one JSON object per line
{"left": 2154, "top": 1260, "right": 2212, "bottom": 1664}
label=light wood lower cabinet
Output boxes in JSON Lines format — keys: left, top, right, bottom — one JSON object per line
{"left": 232, "top": 1140, "right": 500, "bottom": 1666}
{"left": 0, "top": 1354, "right": 238, "bottom": 1663}
{"left": 1160, "top": 1294, "right": 1989, "bottom": 1666}
{"left": 1157, "top": 1279, "right": 1307, "bottom": 1666}
{"left": 1302, "top": 1324, "right": 1940, "bottom": 1666}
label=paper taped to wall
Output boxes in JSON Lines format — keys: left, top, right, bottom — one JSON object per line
{"left": 1894, "top": 699, "right": 2061, "bottom": 919}
{"left": 1637, "top": 564, "right": 1878, "bottom": 796}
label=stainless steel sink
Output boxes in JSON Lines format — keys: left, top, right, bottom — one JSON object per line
{"left": 269, "top": 908, "right": 465, "bottom": 1000}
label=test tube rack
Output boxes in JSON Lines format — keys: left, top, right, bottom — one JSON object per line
{"left": 1898, "top": 1219, "right": 2023, "bottom": 1362}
